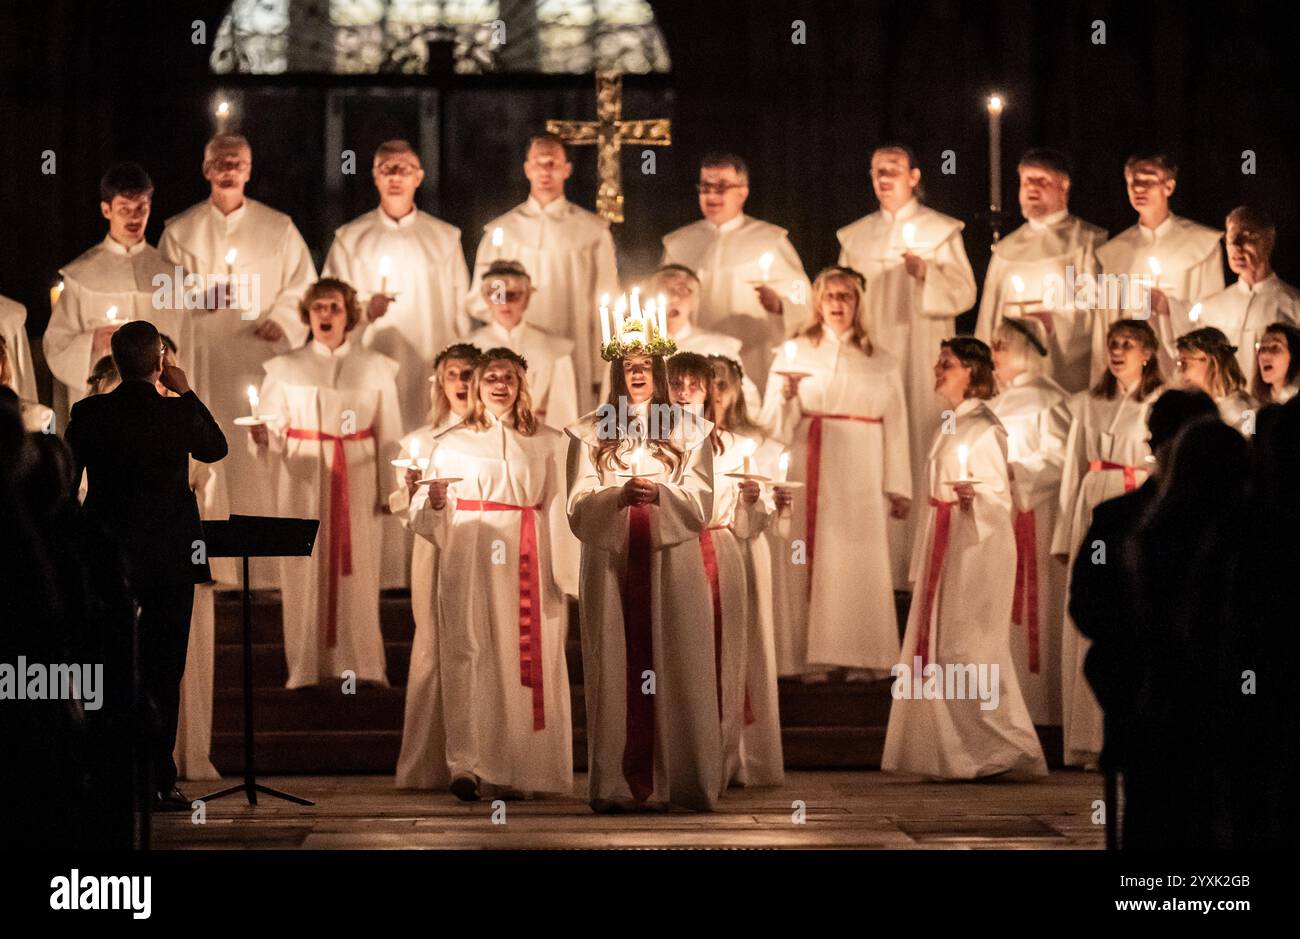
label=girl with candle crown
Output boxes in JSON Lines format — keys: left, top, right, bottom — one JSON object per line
{"left": 883, "top": 337, "right": 1047, "bottom": 780}
{"left": 759, "top": 265, "right": 911, "bottom": 684}
{"left": 565, "top": 315, "right": 722, "bottom": 812}
{"left": 407, "top": 346, "right": 578, "bottom": 802}
{"left": 391, "top": 341, "right": 480, "bottom": 789}
{"left": 1053, "top": 318, "right": 1165, "bottom": 768}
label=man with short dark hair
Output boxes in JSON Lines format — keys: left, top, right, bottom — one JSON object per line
{"left": 66, "top": 320, "right": 228, "bottom": 812}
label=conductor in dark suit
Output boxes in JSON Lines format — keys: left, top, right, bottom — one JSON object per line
{"left": 66, "top": 320, "right": 228, "bottom": 811}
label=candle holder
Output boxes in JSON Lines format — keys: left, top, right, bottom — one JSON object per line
{"left": 414, "top": 475, "right": 463, "bottom": 486}
{"left": 234, "top": 415, "right": 276, "bottom": 427}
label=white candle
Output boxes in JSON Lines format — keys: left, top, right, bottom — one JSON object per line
{"left": 759, "top": 251, "right": 774, "bottom": 283}
{"left": 902, "top": 222, "right": 917, "bottom": 250}
{"left": 215, "top": 100, "right": 230, "bottom": 131}
{"left": 247, "top": 384, "right": 259, "bottom": 418}
{"left": 614, "top": 294, "right": 627, "bottom": 342}
{"left": 643, "top": 299, "right": 656, "bottom": 339}
{"left": 630, "top": 287, "right": 642, "bottom": 323}
{"left": 957, "top": 443, "right": 970, "bottom": 481}
{"left": 409, "top": 438, "right": 422, "bottom": 468}
{"left": 1189, "top": 302, "right": 1202, "bottom": 323}
{"left": 433, "top": 447, "right": 445, "bottom": 477}
{"left": 629, "top": 445, "right": 646, "bottom": 476}
{"left": 778, "top": 450, "right": 791, "bottom": 482}
{"left": 783, "top": 340, "right": 797, "bottom": 366}
{"left": 1010, "top": 274, "right": 1025, "bottom": 300}
{"left": 599, "top": 300, "right": 612, "bottom": 346}
{"left": 491, "top": 226, "right": 504, "bottom": 248}
{"left": 378, "top": 255, "right": 392, "bottom": 294}
{"left": 1146, "top": 256, "right": 1163, "bottom": 283}
{"left": 987, "top": 95, "right": 1004, "bottom": 214}
{"left": 225, "top": 247, "right": 238, "bottom": 275}
{"left": 105, "top": 305, "right": 119, "bottom": 324}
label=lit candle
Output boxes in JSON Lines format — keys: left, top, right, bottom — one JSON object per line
{"left": 491, "top": 226, "right": 504, "bottom": 248}
{"left": 630, "top": 286, "right": 642, "bottom": 323}
{"left": 215, "top": 99, "right": 230, "bottom": 132}
{"left": 987, "top": 95, "right": 1004, "bottom": 215}
{"left": 629, "top": 445, "right": 646, "bottom": 476}
{"left": 105, "top": 305, "right": 119, "bottom": 324}
{"left": 1146, "top": 256, "right": 1162, "bottom": 282}
{"left": 759, "top": 251, "right": 774, "bottom": 284}
{"left": 247, "top": 384, "right": 259, "bottom": 419}
{"left": 643, "top": 299, "right": 656, "bottom": 339}
{"left": 902, "top": 222, "right": 917, "bottom": 251}
{"left": 599, "top": 298, "right": 612, "bottom": 346}
{"left": 224, "top": 247, "right": 238, "bottom": 276}
{"left": 957, "top": 443, "right": 970, "bottom": 481}
{"left": 783, "top": 339, "right": 797, "bottom": 367}
{"left": 433, "top": 447, "right": 445, "bottom": 477}
{"left": 614, "top": 294, "right": 627, "bottom": 342}
{"left": 49, "top": 279, "right": 64, "bottom": 309}
{"left": 409, "top": 437, "right": 422, "bottom": 469}
{"left": 379, "top": 255, "right": 392, "bottom": 295}
{"left": 778, "top": 450, "right": 791, "bottom": 482}
{"left": 1010, "top": 274, "right": 1025, "bottom": 301}
{"left": 1189, "top": 302, "right": 1202, "bottom": 323}
{"left": 741, "top": 439, "right": 755, "bottom": 475}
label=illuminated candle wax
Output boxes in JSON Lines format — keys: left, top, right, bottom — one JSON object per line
{"left": 105, "top": 305, "right": 119, "bottom": 324}
{"left": 629, "top": 445, "right": 646, "bottom": 476}
{"left": 599, "top": 295, "right": 612, "bottom": 346}
{"left": 778, "top": 450, "right": 791, "bottom": 482}
{"left": 613, "top": 294, "right": 627, "bottom": 341}
{"left": 957, "top": 443, "right": 970, "bottom": 481}
{"left": 491, "top": 226, "right": 504, "bottom": 248}
{"left": 741, "top": 438, "right": 755, "bottom": 475}
{"left": 643, "top": 299, "right": 657, "bottom": 339}
{"left": 1010, "top": 274, "right": 1026, "bottom": 302}
{"left": 433, "top": 447, "right": 446, "bottom": 477}
{"left": 987, "top": 95, "right": 1004, "bottom": 214}
{"left": 783, "top": 339, "right": 797, "bottom": 367}
{"left": 630, "top": 286, "right": 642, "bottom": 323}
{"left": 247, "top": 384, "right": 259, "bottom": 418}
{"left": 49, "top": 279, "right": 64, "bottom": 310}
{"left": 902, "top": 222, "right": 917, "bottom": 251}
{"left": 1188, "top": 302, "right": 1202, "bottom": 323}
{"left": 409, "top": 437, "right": 428, "bottom": 470}
{"left": 759, "top": 251, "right": 774, "bottom": 283}
{"left": 1147, "top": 256, "right": 1163, "bottom": 282}
{"left": 379, "top": 255, "right": 392, "bottom": 294}
{"left": 224, "top": 247, "right": 238, "bottom": 276}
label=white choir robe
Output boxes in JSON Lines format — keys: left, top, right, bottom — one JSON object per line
{"left": 704, "top": 430, "right": 763, "bottom": 787}
{"left": 1217, "top": 389, "right": 1257, "bottom": 434}
{"left": 1, "top": 295, "right": 37, "bottom": 401}
{"left": 174, "top": 460, "right": 222, "bottom": 782}
{"left": 466, "top": 320, "right": 579, "bottom": 431}
{"left": 882, "top": 398, "right": 1048, "bottom": 779}
{"left": 974, "top": 212, "right": 1108, "bottom": 393}
{"left": 160, "top": 199, "right": 315, "bottom": 578}
{"left": 44, "top": 237, "right": 193, "bottom": 412}
{"left": 988, "top": 374, "right": 1071, "bottom": 726}
{"left": 1051, "top": 382, "right": 1161, "bottom": 767}
{"left": 466, "top": 196, "right": 619, "bottom": 407}
{"left": 732, "top": 432, "right": 785, "bottom": 786}
{"left": 661, "top": 214, "right": 811, "bottom": 387}
{"left": 760, "top": 331, "right": 911, "bottom": 674}
{"left": 837, "top": 198, "right": 978, "bottom": 586}
{"left": 253, "top": 339, "right": 402, "bottom": 688}
{"left": 1093, "top": 214, "right": 1223, "bottom": 382}
{"left": 390, "top": 415, "right": 459, "bottom": 788}
{"left": 565, "top": 406, "right": 722, "bottom": 810}
{"left": 408, "top": 415, "right": 575, "bottom": 795}
{"left": 1191, "top": 275, "right": 1300, "bottom": 381}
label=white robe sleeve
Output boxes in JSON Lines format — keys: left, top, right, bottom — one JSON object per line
{"left": 920, "top": 228, "right": 978, "bottom": 317}
{"left": 966, "top": 422, "right": 1013, "bottom": 544}
{"left": 544, "top": 438, "right": 580, "bottom": 598}
{"left": 973, "top": 254, "right": 1007, "bottom": 345}
{"left": 758, "top": 359, "right": 801, "bottom": 445}
{"left": 650, "top": 442, "right": 714, "bottom": 549}
{"left": 1, "top": 305, "right": 37, "bottom": 401}
{"left": 322, "top": 233, "right": 358, "bottom": 299}
{"left": 42, "top": 280, "right": 95, "bottom": 392}
{"left": 249, "top": 367, "right": 290, "bottom": 459}
{"left": 450, "top": 240, "right": 472, "bottom": 340}
{"left": 407, "top": 481, "right": 456, "bottom": 549}
{"left": 566, "top": 435, "right": 631, "bottom": 553}
{"left": 772, "top": 235, "right": 812, "bottom": 337}
{"left": 373, "top": 359, "right": 404, "bottom": 508}
{"left": 883, "top": 366, "right": 912, "bottom": 499}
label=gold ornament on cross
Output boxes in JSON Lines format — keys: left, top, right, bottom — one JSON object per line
{"left": 546, "top": 70, "right": 671, "bottom": 224}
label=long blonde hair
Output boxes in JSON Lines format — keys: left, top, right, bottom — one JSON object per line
{"left": 795, "top": 266, "right": 874, "bottom": 355}
{"left": 428, "top": 343, "right": 481, "bottom": 426}
{"left": 462, "top": 351, "right": 537, "bottom": 435}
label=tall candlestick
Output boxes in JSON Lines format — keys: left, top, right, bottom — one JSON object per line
{"left": 987, "top": 95, "right": 1004, "bottom": 217}
{"left": 379, "top": 254, "right": 392, "bottom": 295}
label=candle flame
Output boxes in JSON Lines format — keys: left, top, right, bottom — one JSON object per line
{"left": 410, "top": 438, "right": 420, "bottom": 460}
{"left": 1010, "top": 274, "right": 1025, "bottom": 295}
{"left": 224, "top": 247, "right": 238, "bottom": 266}
{"left": 1189, "top": 302, "right": 1202, "bottom": 322}
{"left": 987, "top": 95, "right": 1004, "bottom": 113}
{"left": 105, "top": 305, "right": 118, "bottom": 323}
{"left": 784, "top": 339, "right": 797, "bottom": 362}
{"left": 216, "top": 100, "right": 230, "bottom": 118}
{"left": 491, "top": 226, "right": 504, "bottom": 247}
{"left": 600, "top": 292, "right": 610, "bottom": 307}
{"left": 779, "top": 451, "right": 791, "bottom": 472}
{"left": 378, "top": 255, "right": 392, "bottom": 277}
{"left": 1147, "top": 256, "right": 1162, "bottom": 277}
{"left": 247, "top": 385, "right": 259, "bottom": 408}
{"left": 759, "top": 251, "right": 775, "bottom": 277}
{"left": 902, "top": 222, "right": 917, "bottom": 248}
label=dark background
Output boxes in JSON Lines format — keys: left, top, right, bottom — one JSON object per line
{"left": 3, "top": 0, "right": 1298, "bottom": 399}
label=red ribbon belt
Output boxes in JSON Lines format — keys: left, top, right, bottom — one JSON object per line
{"left": 699, "top": 525, "right": 728, "bottom": 721}
{"left": 1012, "top": 509, "right": 1040, "bottom": 673}
{"left": 804, "top": 412, "right": 883, "bottom": 597}
{"left": 1088, "top": 459, "right": 1139, "bottom": 492}
{"left": 285, "top": 426, "right": 375, "bottom": 649}
{"left": 622, "top": 504, "right": 655, "bottom": 803}
{"left": 915, "top": 497, "right": 956, "bottom": 670}
{"left": 456, "top": 499, "right": 546, "bottom": 731}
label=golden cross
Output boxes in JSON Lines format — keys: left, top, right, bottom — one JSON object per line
{"left": 546, "top": 70, "right": 671, "bottom": 224}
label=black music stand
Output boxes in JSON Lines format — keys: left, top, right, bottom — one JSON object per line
{"left": 199, "top": 514, "right": 319, "bottom": 807}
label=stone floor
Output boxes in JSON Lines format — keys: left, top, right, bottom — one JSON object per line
{"left": 154, "top": 770, "right": 1106, "bottom": 849}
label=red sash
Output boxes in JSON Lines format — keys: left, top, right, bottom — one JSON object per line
{"left": 1012, "top": 509, "right": 1040, "bottom": 672}
{"left": 1088, "top": 459, "right": 1139, "bottom": 492}
{"left": 455, "top": 499, "right": 546, "bottom": 731}
{"left": 916, "top": 497, "right": 957, "bottom": 669}
{"left": 804, "top": 412, "right": 883, "bottom": 597}
{"left": 285, "top": 426, "right": 375, "bottom": 649}
{"left": 621, "top": 504, "right": 656, "bottom": 803}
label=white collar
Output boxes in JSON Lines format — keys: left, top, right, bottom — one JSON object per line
{"left": 527, "top": 194, "right": 568, "bottom": 216}
{"left": 1027, "top": 208, "right": 1069, "bottom": 231}
{"left": 1009, "top": 371, "right": 1035, "bottom": 388}
{"left": 954, "top": 397, "right": 981, "bottom": 416}
{"left": 881, "top": 198, "right": 920, "bottom": 224}
{"left": 379, "top": 206, "right": 418, "bottom": 229}
{"left": 1235, "top": 272, "right": 1277, "bottom": 294}
{"left": 1138, "top": 214, "right": 1175, "bottom": 241}
{"left": 102, "top": 234, "right": 149, "bottom": 258}
{"left": 822, "top": 323, "right": 847, "bottom": 345}
{"left": 312, "top": 338, "right": 351, "bottom": 358}
{"left": 210, "top": 199, "right": 247, "bottom": 225}
{"left": 490, "top": 319, "right": 528, "bottom": 341}
{"left": 711, "top": 213, "right": 746, "bottom": 234}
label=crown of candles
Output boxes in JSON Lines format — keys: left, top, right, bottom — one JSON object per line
{"left": 599, "top": 289, "right": 677, "bottom": 361}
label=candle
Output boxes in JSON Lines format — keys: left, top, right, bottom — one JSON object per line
{"left": 224, "top": 247, "right": 238, "bottom": 276}
{"left": 105, "top": 305, "right": 119, "bottom": 324}
{"left": 987, "top": 95, "right": 1004, "bottom": 214}
{"left": 433, "top": 447, "right": 445, "bottom": 477}
{"left": 247, "top": 384, "right": 259, "bottom": 419}
{"left": 378, "top": 255, "right": 392, "bottom": 295}
{"left": 599, "top": 299, "right": 612, "bottom": 346}
{"left": 409, "top": 438, "right": 421, "bottom": 468}
{"left": 778, "top": 450, "right": 791, "bottom": 482}
{"left": 1147, "top": 256, "right": 1162, "bottom": 280}
{"left": 902, "top": 222, "right": 917, "bottom": 251}
{"left": 50, "top": 279, "right": 64, "bottom": 310}
{"left": 630, "top": 287, "right": 642, "bottom": 323}
{"left": 491, "top": 226, "right": 504, "bottom": 248}
{"left": 783, "top": 339, "right": 797, "bottom": 366}
{"left": 957, "top": 443, "right": 970, "bottom": 481}
{"left": 741, "top": 438, "right": 755, "bottom": 475}
{"left": 629, "top": 445, "right": 646, "bottom": 476}
{"left": 614, "top": 294, "right": 627, "bottom": 342}
{"left": 1010, "top": 274, "right": 1025, "bottom": 301}
{"left": 759, "top": 251, "right": 774, "bottom": 283}
{"left": 643, "top": 299, "right": 656, "bottom": 339}
{"left": 1188, "top": 302, "right": 1202, "bottom": 323}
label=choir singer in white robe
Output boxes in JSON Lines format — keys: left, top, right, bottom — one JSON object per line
{"left": 0, "top": 330, "right": 51, "bottom": 433}
{"left": 837, "top": 144, "right": 977, "bottom": 586}
{"left": 1092, "top": 153, "right": 1223, "bottom": 382}
{"left": 882, "top": 338, "right": 1047, "bottom": 780}
{"left": 408, "top": 348, "right": 575, "bottom": 800}
{"left": 1, "top": 295, "right": 37, "bottom": 403}
{"left": 1191, "top": 206, "right": 1300, "bottom": 380}
{"left": 1174, "top": 328, "right": 1256, "bottom": 433}
{"left": 566, "top": 334, "right": 722, "bottom": 812}
{"left": 392, "top": 343, "right": 478, "bottom": 789}
{"left": 974, "top": 148, "right": 1107, "bottom": 394}
{"left": 989, "top": 318, "right": 1070, "bottom": 726}
{"left": 760, "top": 266, "right": 911, "bottom": 682}
{"left": 161, "top": 135, "right": 316, "bottom": 546}
{"left": 249, "top": 279, "right": 402, "bottom": 689}
{"left": 1053, "top": 318, "right": 1165, "bottom": 767}
{"left": 467, "top": 134, "right": 619, "bottom": 407}
{"left": 466, "top": 259, "right": 579, "bottom": 431}
{"left": 1251, "top": 322, "right": 1300, "bottom": 406}
{"left": 44, "top": 164, "right": 190, "bottom": 419}
{"left": 661, "top": 153, "right": 811, "bottom": 386}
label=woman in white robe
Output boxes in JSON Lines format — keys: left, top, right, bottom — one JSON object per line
{"left": 250, "top": 278, "right": 402, "bottom": 689}
{"left": 883, "top": 338, "right": 1047, "bottom": 780}
{"left": 988, "top": 319, "right": 1070, "bottom": 727}
{"left": 0, "top": 333, "right": 53, "bottom": 433}
{"left": 1251, "top": 321, "right": 1300, "bottom": 406}
{"left": 759, "top": 266, "right": 911, "bottom": 681}
{"left": 391, "top": 343, "right": 478, "bottom": 788}
{"left": 708, "top": 353, "right": 785, "bottom": 786}
{"left": 409, "top": 348, "right": 575, "bottom": 799}
{"left": 1174, "top": 327, "right": 1256, "bottom": 434}
{"left": 1052, "top": 318, "right": 1165, "bottom": 768}
{"left": 566, "top": 335, "right": 721, "bottom": 812}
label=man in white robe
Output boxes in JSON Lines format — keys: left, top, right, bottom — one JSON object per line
{"left": 466, "top": 134, "right": 619, "bottom": 408}
{"left": 160, "top": 135, "right": 315, "bottom": 555}
{"left": 0, "top": 295, "right": 37, "bottom": 403}
{"left": 975, "top": 148, "right": 1107, "bottom": 393}
{"left": 1189, "top": 206, "right": 1300, "bottom": 381}
{"left": 837, "top": 143, "right": 977, "bottom": 585}
{"left": 44, "top": 164, "right": 190, "bottom": 423}
{"left": 1093, "top": 152, "right": 1224, "bottom": 382}
{"left": 661, "top": 153, "right": 811, "bottom": 387}
{"left": 466, "top": 260, "right": 579, "bottom": 431}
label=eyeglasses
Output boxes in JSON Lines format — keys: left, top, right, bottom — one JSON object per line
{"left": 211, "top": 158, "right": 250, "bottom": 172}
{"left": 377, "top": 163, "right": 420, "bottom": 177}
{"left": 1174, "top": 354, "right": 1208, "bottom": 370}
{"left": 696, "top": 183, "right": 745, "bottom": 195}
